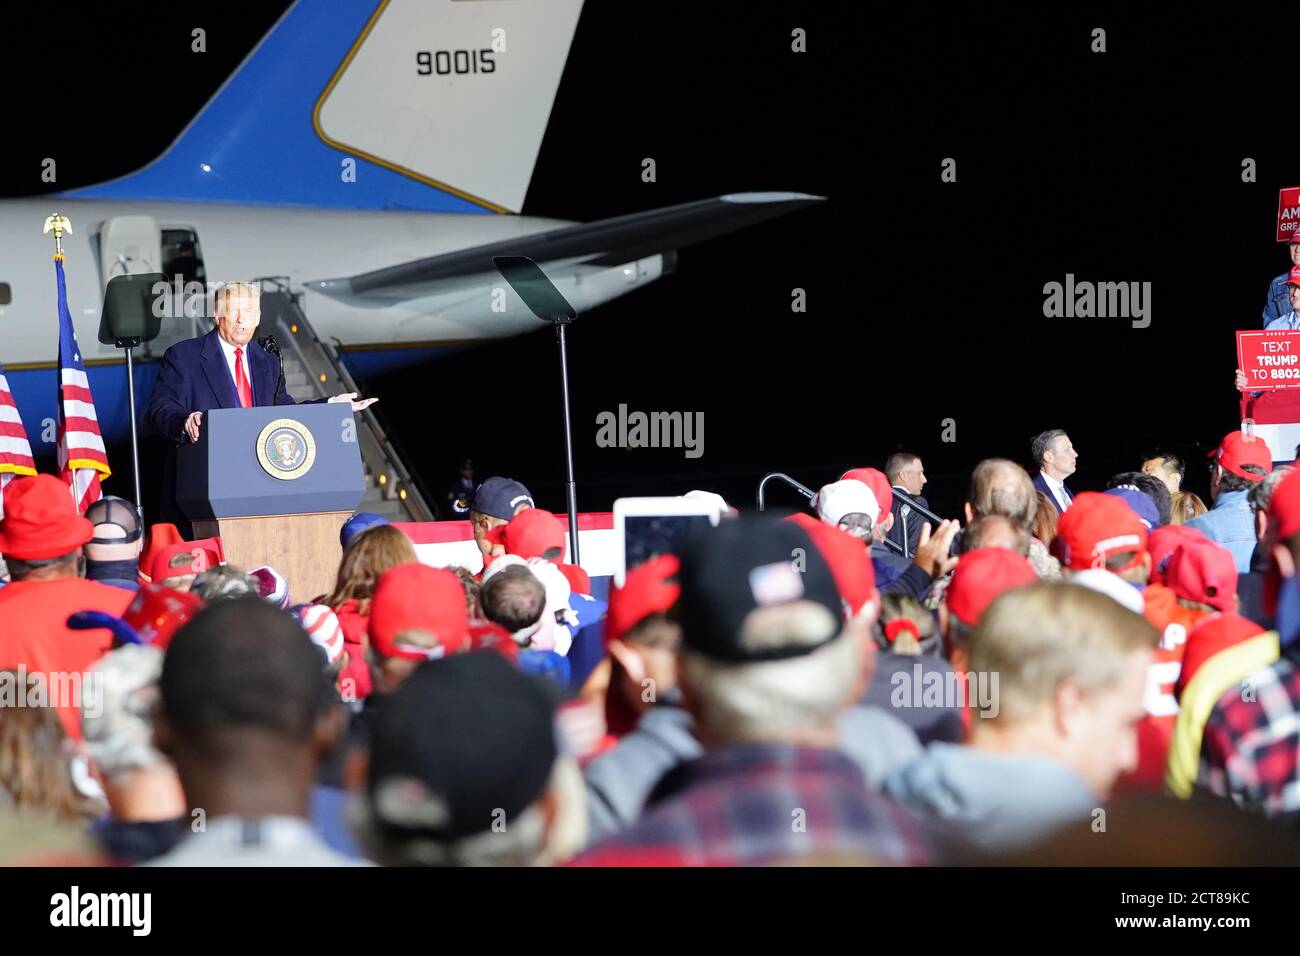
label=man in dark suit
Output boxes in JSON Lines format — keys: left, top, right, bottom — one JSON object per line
{"left": 1031, "top": 428, "right": 1078, "bottom": 516}
{"left": 145, "top": 282, "right": 375, "bottom": 524}
{"left": 885, "top": 451, "right": 930, "bottom": 558}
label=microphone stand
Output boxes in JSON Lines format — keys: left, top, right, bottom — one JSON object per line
{"left": 260, "top": 335, "right": 286, "bottom": 402}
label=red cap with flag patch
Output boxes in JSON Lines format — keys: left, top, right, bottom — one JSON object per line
{"left": 945, "top": 547, "right": 1038, "bottom": 627}
{"left": 1056, "top": 492, "right": 1148, "bottom": 572}
{"left": 1208, "top": 430, "right": 1273, "bottom": 481}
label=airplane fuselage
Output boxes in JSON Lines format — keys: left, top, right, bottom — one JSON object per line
{"left": 0, "top": 198, "right": 666, "bottom": 449}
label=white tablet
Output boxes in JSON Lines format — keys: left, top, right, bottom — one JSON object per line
{"left": 612, "top": 496, "right": 723, "bottom": 586}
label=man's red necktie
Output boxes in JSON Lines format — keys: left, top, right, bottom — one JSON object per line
{"left": 234, "top": 347, "right": 253, "bottom": 408}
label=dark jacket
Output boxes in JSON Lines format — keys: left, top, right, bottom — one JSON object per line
{"left": 144, "top": 329, "right": 312, "bottom": 527}
{"left": 1032, "top": 472, "right": 1072, "bottom": 515}
{"left": 888, "top": 485, "right": 930, "bottom": 557}
{"left": 864, "top": 652, "right": 966, "bottom": 745}
{"left": 144, "top": 329, "right": 297, "bottom": 441}
{"left": 871, "top": 543, "right": 933, "bottom": 600}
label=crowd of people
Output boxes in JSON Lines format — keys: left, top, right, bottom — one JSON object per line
{"left": 2, "top": 417, "right": 1300, "bottom": 867}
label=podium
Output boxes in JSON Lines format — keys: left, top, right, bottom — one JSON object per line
{"left": 177, "top": 404, "right": 365, "bottom": 602}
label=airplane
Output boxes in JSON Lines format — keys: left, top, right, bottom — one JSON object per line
{"left": 0, "top": 0, "right": 821, "bottom": 454}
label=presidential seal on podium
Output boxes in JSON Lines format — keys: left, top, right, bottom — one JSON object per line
{"left": 256, "top": 418, "right": 317, "bottom": 480}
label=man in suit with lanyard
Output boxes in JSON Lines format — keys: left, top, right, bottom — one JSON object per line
{"left": 1031, "top": 428, "right": 1078, "bottom": 516}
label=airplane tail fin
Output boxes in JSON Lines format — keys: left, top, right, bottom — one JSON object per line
{"left": 66, "top": 0, "right": 584, "bottom": 213}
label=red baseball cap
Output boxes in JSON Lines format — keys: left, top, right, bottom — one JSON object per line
{"left": 1147, "top": 524, "right": 1207, "bottom": 585}
{"left": 841, "top": 467, "right": 893, "bottom": 518}
{"left": 787, "top": 511, "right": 877, "bottom": 618}
{"left": 1208, "top": 430, "right": 1273, "bottom": 481}
{"left": 0, "top": 474, "right": 94, "bottom": 560}
{"left": 138, "top": 522, "right": 184, "bottom": 578}
{"left": 1289, "top": 264, "right": 1300, "bottom": 283}
{"left": 607, "top": 553, "right": 680, "bottom": 645}
{"left": 150, "top": 538, "right": 222, "bottom": 584}
{"left": 123, "top": 583, "right": 206, "bottom": 650}
{"left": 1056, "top": 492, "right": 1149, "bottom": 572}
{"left": 369, "top": 562, "right": 471, "bottom": 661}
{"left": 945, "top": 547, "right": 1038, "bottom": 627}
{"left": 1270, "top": 467, "right": 1300, "bottom": 539}
{"left": 1165, "top": 538, "right": 1238, "bottom": 613}
{"left": 485, "top": 507, "right": 566, "bottom": 560}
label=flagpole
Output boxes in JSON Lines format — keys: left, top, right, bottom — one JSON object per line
{"left": 46, "top": 212, "right": 112, "bottom": 514}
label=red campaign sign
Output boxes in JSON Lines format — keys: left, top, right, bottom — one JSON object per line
{"left": 1238, "top": 329, "right": 1300, "bottom": 390}
{"left": 1279, "top": 187, "right": 1300, "bottom": 242}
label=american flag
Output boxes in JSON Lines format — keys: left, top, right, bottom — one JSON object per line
{"left": 55, "top": 256, "right": 110, "bottom": 512}
{"left": 0, "top": 358, "right": 37, "bottom": 518}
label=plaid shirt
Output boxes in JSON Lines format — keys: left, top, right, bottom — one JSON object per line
{"left": 1198, "top": 651, "right": 1300, "bottom": 821}
{"left": 574, "top": 744, "right": 931, "bottom": 866}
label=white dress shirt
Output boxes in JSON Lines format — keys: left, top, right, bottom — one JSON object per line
{"left": 1041, "top": 472, "right": 1072, "bottom": 512}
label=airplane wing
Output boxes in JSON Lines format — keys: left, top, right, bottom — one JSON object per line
{"left": 304, "top": 191, "right": 824, "bottom": 303}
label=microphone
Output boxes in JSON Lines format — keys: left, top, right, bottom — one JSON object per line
{"left": 259, "top": 335, "right": 286, "bottom": 402}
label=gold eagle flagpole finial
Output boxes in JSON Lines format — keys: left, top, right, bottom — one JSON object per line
{"left": 43, "top": 213, "right": 72, "bottom": 261}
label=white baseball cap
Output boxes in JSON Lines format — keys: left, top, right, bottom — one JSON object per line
{"left": 814, "top": 479, "right": 881, "bottom": 528}
{"left": 1069, "top": 569, "right": 1145, "bottom": 615}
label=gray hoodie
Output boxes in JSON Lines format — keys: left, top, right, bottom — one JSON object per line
{"left": 883, "top": 742, "right": 1097, "bottom": 854}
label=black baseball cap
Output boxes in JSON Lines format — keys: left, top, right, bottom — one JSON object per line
{"left": 674, "top": 516, "right": 844, "bottom": 663}
{"left": 470, "top": 476, "right": 534, "bottom": 520}
{"left": 85, "top": 496, "right": 142, "bottom": 544}
{"left": 366, "top": 652, "right": 558, "bottom": 840}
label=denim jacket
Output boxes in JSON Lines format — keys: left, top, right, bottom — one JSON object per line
{"left": 1183, "top": 490, "right": 1256, "bottom": 573}
{"left": 1263, "top": 272, "right": 1292, "bottom": 326}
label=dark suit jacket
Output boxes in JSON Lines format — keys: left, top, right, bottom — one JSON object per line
{"left": 144, "top": 330, "right": 296, "bottom": 441}
{"left": 888, "top": 485, "right": 930, "bottom": 557}
{"left": 1032, "top": 472, "right": 1073, "bottom": 515}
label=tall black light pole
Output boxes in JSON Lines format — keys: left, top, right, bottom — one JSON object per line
{"left": 491, "top": 256, "right": 582, "bottom": 564}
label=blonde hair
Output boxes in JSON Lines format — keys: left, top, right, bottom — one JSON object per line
{"left": 971, "top": 583, "right": 1158, "bottom": 722}
{"left": 0, "top": 686, "right": 94, "bottom": 821}
{"left": 1170, "top": 491, "right": 1207, "bottom": 525}
{"left": 214, "top": 281, "right": 260, "bottom": 315}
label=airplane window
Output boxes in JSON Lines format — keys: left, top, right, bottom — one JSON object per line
{"left": 161, "top": 229, "right": 206, "bottom": 286}
{"left": 0, "top": 283, "right": 9, "bottom": 305}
